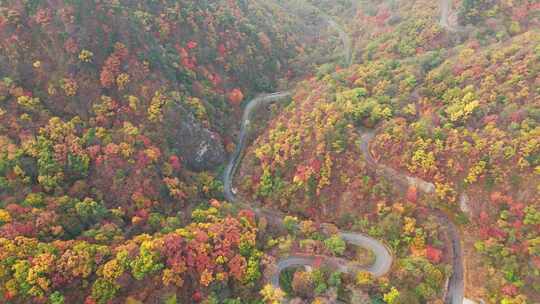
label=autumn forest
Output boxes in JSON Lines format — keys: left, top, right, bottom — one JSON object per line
{"left": 0, "top": 0, "right": 538, "bottom": 304}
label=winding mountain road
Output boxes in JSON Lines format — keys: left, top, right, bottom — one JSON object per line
{"left": 269, "top": 232, "right": 393, "bottom": 291}
{"left": 222, "top": 90, "right": 394, "bottom": 302}
{"left": 325, "top": 17, "right": 353, "bottom": 67}
{"left": 223, "top": 91, "right": 292, "bottom": 203}
{"left": 359, "top": 130, "right": 465, "bottom": 304}
{"left": 222, "top": 8, "right": 392, "bottom": 302}
{"left": 440, "top": 0, "right": 466, "bottom": 32}
{"left": 440, "top": 0, "right": 452, "bottom": 30}
{"left": 273, "top": 0, "right": 354, "bottom": 67}
{"left": 222, "top": 1, "right": 468, "bottom": 303}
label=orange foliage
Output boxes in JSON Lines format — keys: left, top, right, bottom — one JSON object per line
{"left": 406, "top": 186, "right": 417, "bottom": 203}
{"left": 426, "top": 246, "right": 442, "bottom": 264}
{"left": 228, "top": 88, "right": 244, "bottom": 107}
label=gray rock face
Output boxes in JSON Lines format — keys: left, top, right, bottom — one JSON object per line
{"left": 163, "top": 103, "right": 225, "bottom": 171}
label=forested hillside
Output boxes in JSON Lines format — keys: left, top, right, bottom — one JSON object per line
{"left": 237, "top": 0, "right": 539, "bottom": 303}
{"left": 0, "top": 0, "right": 308, "bottom": 236}
{"left": 0, "top": 0, "right": 310, "bottom": 302}
{"left": 0, "top": 0, "right": 538, "bottom": 303}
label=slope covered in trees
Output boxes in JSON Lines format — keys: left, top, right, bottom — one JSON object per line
{"left": 0, "top": 0, "right": 314, "bottom": 238}
{"left": 371, "top": 31, "right": 540, "bottom": 302}
{"left": 0, "top": 0, "right": 313, "bottom": 302}
{"left": 0, "top": 201, "right": 265, "bottom": 303}
{"left": 1, "top": 0, "right": 539, "bottom": 303}
{"left": 236, "top": 0, "right": 539, "bottom": 303}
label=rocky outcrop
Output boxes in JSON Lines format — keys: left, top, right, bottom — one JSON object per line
{"left": 163, "top": 103, "right": 225, "bottom": 171}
